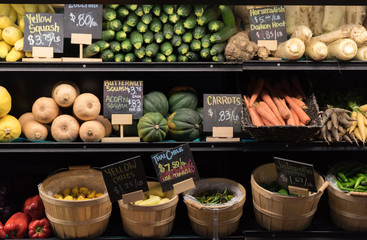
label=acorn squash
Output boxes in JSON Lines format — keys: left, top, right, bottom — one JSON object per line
{"left": 143, "top": 91, "right": 169, "bottom": 116}
{"left": 168, "top": 108, "right": 202, "bottom": 141}
{"left": 168, "top": 88, "right": 198, "bottom": 113}
{"left": 0, "top": 115, "right": 21, "bottom": 142}
{"left": 138, "top": 112, "right": 168, "bottom": 142}
{"left": 0, "top": 86, "right": 11, "bottom": 118}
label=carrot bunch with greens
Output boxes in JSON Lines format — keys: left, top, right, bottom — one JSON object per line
{"left": 244, "top": 75, "right": 311, "bottom": 127}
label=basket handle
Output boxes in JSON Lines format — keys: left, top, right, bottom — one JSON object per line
{"left": 349, "top": 191, "right": 367, "bottom": 197}
{"left": 318, "top": 181, "right": 329, "bottom": 193}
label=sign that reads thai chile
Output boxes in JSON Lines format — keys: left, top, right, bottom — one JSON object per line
{"left": 101, "top": 156, "right": 149, "bottom": 203}
{"left": 203, "top": 94, "right": 242, "bottom": 133}
{"left": 151, "top": 144, "right": 200, "bottom": 192}
{"left": 248, "top": 6, "right": 287, "bottom": 43}
{"left": 103, "top": 80, "right": 143, "bottom": 119}
{"left": 24, "top": 13, "right": 64, "bottom": 53}
{"left": 274, "top": 157, "right": 318, "bottom": 193}
{"left": 64, "top": 4, "right": 102, "bottom": 38}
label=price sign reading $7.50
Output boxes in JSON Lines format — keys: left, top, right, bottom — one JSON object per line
{"left": 64, "top": 4, "right": 102, "bottom": 38}
{"left": 203, "top": 94, "right": 242, "bottom": 133}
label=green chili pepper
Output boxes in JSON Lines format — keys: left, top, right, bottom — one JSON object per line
{"left": 355, "top": 176, "right": 364, "bottom": 189}
{"left": 337, "top": 172, "right": 348, "bottom": 183}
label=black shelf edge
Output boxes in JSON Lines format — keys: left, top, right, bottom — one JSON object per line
{"left": 0, "top": 62, "right": 243, "bottom": 73}
{"left": 1, "top": 1, "right": 366, "bottom": 5}
{"left": 0, "top": 141, "right": 365, "bottom": 153}
{"left": 244, "top": 230, "right": 367, "bottom": 239}
{"left": 243, "top": 60, "right": 367, "bottom": 71}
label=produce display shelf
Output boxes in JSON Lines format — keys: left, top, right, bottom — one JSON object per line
{"left": 0, "top": 141, "right": 365, "bottom": 153}
{"left": 1, "top": 0, "right": 365, "bottom": 5}
{"left": 244, "top": 231, "right": 367, "bottom": 239}
{"left": 0, "top": 62, "right": 243, "bottom": 73}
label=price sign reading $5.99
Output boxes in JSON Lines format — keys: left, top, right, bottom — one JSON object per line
{"left": 24, "top": 13, "right": 64, "bottom": 53}
{"left": 64, "top": 4, "right": 102, "bottom": 38}
{"left": 203, "top": 94, "right": 242, "bottom": 133}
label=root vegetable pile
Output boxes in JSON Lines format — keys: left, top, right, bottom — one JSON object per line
{"left": 347, "top": 103, "right": 367, "bottom": 145}
{"left": 244, "top": 75, "right": 311, "bottom": 127}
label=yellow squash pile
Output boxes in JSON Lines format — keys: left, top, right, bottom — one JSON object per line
{"left": 54, "top": 186, "right": 104, "bottom": 201}
{"left": 0, "top": 86, "right": 21, "bottom": 142}
{"left": 0, "top": 4, "right": 55, "bottom": 61}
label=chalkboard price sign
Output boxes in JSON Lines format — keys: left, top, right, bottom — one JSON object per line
{"left": 103, "top": 80, "right": 143, "bottom": 119}
{"left": 24, "top": 13, "right": 64, "bottom": 53}
{"left": 64, "top": 4, "right": 102, "bottom": 38}
{"left": 151, "top": 144, "right": 200, "bottom": 192}
{"left": 203, "top": 94, "right": 242, "bottom": 133}
{"left": 101, "top": 156, "right": 149, "bottom": 203}
{"left": 248, "top": 6, "right": 287, "bottom": 43}
{"left": 274, "top": 157, "right": 318, "bottom": 193}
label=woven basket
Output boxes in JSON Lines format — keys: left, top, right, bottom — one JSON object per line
{"left": 241, "top": 91, "right": 322, "bottom": 142}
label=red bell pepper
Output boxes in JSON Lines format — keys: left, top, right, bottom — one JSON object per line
{"left": 23, "top": 195, "right": 45, "bottom": 220}
{"left": 0, "top": 222, "right": 6, "bottom": 239}
{"left": 28, "top": 218, "right": 51, "bottom": 239}
{"left": 4, "top": 212, "right": 31, "bottom": 239}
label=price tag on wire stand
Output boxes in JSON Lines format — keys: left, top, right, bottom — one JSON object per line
{"left": 64, "top": 4, "right": 102, "bottom": 38}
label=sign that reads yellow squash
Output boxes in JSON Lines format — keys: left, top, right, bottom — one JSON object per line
{"left": 24, "top": 13, "right": 64, "bottom": 53}
{"left": 248, "top": 6, "right": 287, "bottom": 43}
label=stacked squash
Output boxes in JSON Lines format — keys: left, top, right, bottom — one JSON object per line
{"left": 138, "top": 86, "right": 203, "bottom": 142}
{"left": 19, "top": 81, "right": 112, "bottom": 142}
{"left": 0, "top": 85, "right": 21, "bottom": 142}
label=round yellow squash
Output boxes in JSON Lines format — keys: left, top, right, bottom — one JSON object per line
{"left": 0, "top": 86, "right": 11, "bottom": 118}
{"left": 0, "top": 115, "right": 21, "bottom": 142}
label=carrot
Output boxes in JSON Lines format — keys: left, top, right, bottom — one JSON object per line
{"left": 286, "top": 111, "right": 296, "bottom": 125}
{"left": 291, "top": 97, "right": 308, "bottom": 110}
{"left": 357, "top": 111, "right": 366, "bottom": 143}
{"left": 244, "top": 95, "right": 264, "bottom": 126}
{"left": 276, "top": 88, "right": 311, "bottom": 125}
{"left": 260, "top": 89, "right": 285, "bottom": 125}
{"left": 290, "top": 108, "right": 300, "bottom": 125}
{"left": 255, "top": 101, "right": 282, "bottom": 126}
{"left": 291, "top": 74, "right": 306, "bottom": 99}
{"left": 264, "top": 81, "right": 291, "bottom": 120}
{"left": 249, "top": 77, "right": 265, "bottom": 107}
{"left": 261, "top": 116, "right": 273, "bottom": 126}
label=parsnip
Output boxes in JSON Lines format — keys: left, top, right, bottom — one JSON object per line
{"left": 322, "top": 6, "right": 346, "bottom": 33}
{"left": 326, "top": 38, "right": 357, "bottom": 61}
{"left": 346, "top": 6, "right": 366, "bottom": 25}
{"left": 274, "top": 37, "right": 305, "bottom": 60}
{"left": 305, "top": 41, "right": 328, "bottom": 61}
{"left": 308, "top": 6, "right": 324, "bottom": 36}
{"left": 291, "top": 25, "right": 312, "bottom": 42}
{"left": 311, "top": 24, "right": 364, "bottom": 45}
{"left": 354, "top": 45, "right": 367, "bottom": 61}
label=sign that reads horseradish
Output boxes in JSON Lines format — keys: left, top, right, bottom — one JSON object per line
{"left": 24, "top": 13, "right": 64, "bottom": 53}
{"left": 248, "top": 6, "right": 287, "bottom": 43}
{"left": 151, "top": 144, "right": 200, "bottom": 192}
{"left": 64, "top": 4, "right": 102, "bottom": 38}
{"left": 274, "top": 157, "right": 318, "bottom": 192}
{"left": 101, "top": 156, "right": 149, "bottom": 203}
{"left": 203, "top": 94, "right": 242, "bottom": 133}
{"left": 103, "top": 80, "right": 143, "bottom": 119}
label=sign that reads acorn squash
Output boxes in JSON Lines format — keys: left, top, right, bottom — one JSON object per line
{"left": 101, "top": 156, "right": 149, "bottom": 203}
{"left": 203, "top": 94, "right": 242, "bottom": 133}
{"left": 64, "top": 4, "right": 102, "bottom": 38}
{"left": 103, "top": 80, "right": 143, "bottom": 119}
{"left": 248, "top": 6, "right": 287, "bottom": 44}
{"left": 151, "top": 144, "right": 200, "bottom": 192}
{"left": 24, "top": 13, "right": 64, "bottom": 53}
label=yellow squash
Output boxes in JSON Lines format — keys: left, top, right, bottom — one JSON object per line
{"left": 0, "top": 115, "right": 21, "bottom": 142}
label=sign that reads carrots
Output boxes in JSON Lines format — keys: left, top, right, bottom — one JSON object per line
{"left": 24, "top": 13, "right": 64, "bottom": 53}
{"left": 103, "top": 80, "right": 143, "bottom": 119}
{"left": 248, "top": 6, "right": 287, "bottom": 43}
{"left": 203, "top": 94, "right": 242, "bottom": 133}
{"left": 151, "top": 144, "right": 200, "bottom": 192}
{"left": 101, "top": 156, "right": 149, "bottom": 203}
{"left": 274, "top": 157, "right": 318, "bottom": 193}
{"left": 64, "top": 4, "right": 102, "bottom": 38}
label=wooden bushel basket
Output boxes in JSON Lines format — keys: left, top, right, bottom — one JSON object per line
{"left": 251, "top": 163, "right": 328, "bottom": 231}
{"left": 118, "top": 182, "right": 179, "bottom": 237}
{"left": 38, "top": 166, "right": 112, "bottom": 238}
{"left": 328, "top": 185, "right": 367, "bottom": 231}
{"left": 183, "top": 178, "right": 246, "bottom": 237}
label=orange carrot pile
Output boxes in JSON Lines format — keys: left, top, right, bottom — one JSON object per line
{"left": 244, "top": 75, "right": 311, "bottom": 127}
